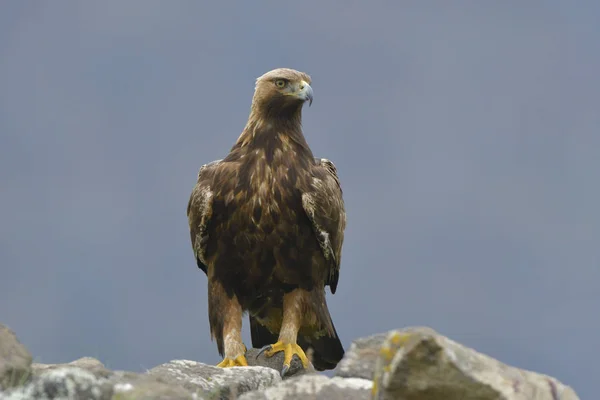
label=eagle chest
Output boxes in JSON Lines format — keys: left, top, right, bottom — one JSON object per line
{"left": 244, "top": 152, "right": 304, "bottom": 231}
{"left": 208, "top": 144, "right": 317, "bottom": 278}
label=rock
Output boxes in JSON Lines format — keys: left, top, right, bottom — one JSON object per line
{"left": 3, "top": 358, "right": 280, "bottom": 399}
{"left": 1, "top": 367, "right": 111, "bottom": 400}
{"left": 334, "top": 332, "right": 387, "bottom": 380}
{"left": 370, "top": 326, "right": 581, "bottom": 400}
{"left": 238, "top": 374, "right": 372, "bottom": 400}
{"left": 9, "top": 358, "right": 194, "bottom": 400}
{"left": 147, "top": 359, "right": 281, "bottom": 399}
{"left": 246, "top": 347, "right": 313, "bottom": 379}
{"left": 31, "top": 357, "right": 111, "bottom": 379}
{"left": 108, "top": 371, "right": 196, "bottom": 400}
{"left": 0, "top": 324, "right": 33, "bottom": 391}
{"left": 0, "top": 321, "right": 582, "bottom": 400}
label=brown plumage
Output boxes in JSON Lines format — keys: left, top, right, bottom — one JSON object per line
{"left": 187, "top": 68, "right": 346, "bottom": 375}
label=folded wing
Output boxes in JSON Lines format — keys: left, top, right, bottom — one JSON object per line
{"left": 302, "top": 158, "right": 346, "bottom": 293}
{"left": 187, "top": 160, "right": 222, "bottom": 275}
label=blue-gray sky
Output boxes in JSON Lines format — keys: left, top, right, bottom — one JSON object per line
{"left": 1, "top": 2, "right": 598, "bottom": 397}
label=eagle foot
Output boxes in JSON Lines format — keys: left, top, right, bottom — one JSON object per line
{"left": 216, "top": 354, "right": 248, "bottom": 368}
{"left": 257, "top": 341, "right": 310, "bottom": 377}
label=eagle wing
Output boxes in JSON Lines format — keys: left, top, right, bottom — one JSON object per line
{"left": 302, "top": 158, "right": 346, "bottom": 294}
{"left": 187, "top": 159, "right": 222, "bottom": 275}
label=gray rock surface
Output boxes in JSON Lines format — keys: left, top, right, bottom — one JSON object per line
{"left": 147, "top": 359, "right": 280, "bottom": 399}
{"left": 4, "top": 368, "right": 192, "bottom": 400}
{"left": 0, "top": 324, "right": 33, "bottom": 391}
{"left": 370, "top": 327, "right": 581, "bottom": 400}
{"left": 2, "top": 360, "right": 280, "bottom": 400}
{"left": 239, "top": 374, "right": 372, "bottom": 400}
{"left": 108, "top": 370, "right": 199, "bottom": 399}
{"left": 2, "top": 367, "right": 111, "bottom": 400}
{"left": 31, "top": 357, "right": 111, "bottom": 379}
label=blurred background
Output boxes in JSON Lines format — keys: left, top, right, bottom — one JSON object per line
{"left": 1, "top": 2, "right": 598, "bottom": 397}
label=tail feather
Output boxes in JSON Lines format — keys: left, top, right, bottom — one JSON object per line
{"left": 298, "top": 320, "right": 345, "bottom": 371}
{"left": 249, "top": 315, "right": 345, "bottom": 371}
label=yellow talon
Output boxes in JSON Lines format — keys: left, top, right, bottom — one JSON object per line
{"left": 216, "top": 355, "right": 248, "bottom": 368}
{"left": 258, "top": 340, "right": 310, "bottom": 376}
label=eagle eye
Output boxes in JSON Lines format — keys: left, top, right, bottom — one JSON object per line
{"left": 275, "top": 79, "right": 286, "bottom": 88}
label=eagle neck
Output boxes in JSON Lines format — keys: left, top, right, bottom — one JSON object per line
{"left": 234, "top": 108, "right": 313, "bottom": 158}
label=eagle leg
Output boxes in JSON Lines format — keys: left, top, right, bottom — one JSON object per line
{"left": 256, "top": 289, "right": 311, "bottom": 376}
{"left": 209, "top": 281, "right": 248, "bottom": 368}
{"left": 215, "top": 311, "right": 248, "bottom": 368}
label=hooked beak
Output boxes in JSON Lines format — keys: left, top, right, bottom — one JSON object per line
{"left": 298, "top": 81, "right": 313, "bottom": 106}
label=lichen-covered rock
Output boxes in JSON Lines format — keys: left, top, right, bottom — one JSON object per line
{"left": 238, "top": 374, "right": 372, "bottom": 400}
{"left": 0, "top": 324, "right": 33, "bottom": 391}
{"left": 147, "top": 359, "right": 281, "bottom": 399}
{"left": 334, "top": 332, "right": 387, "bottom": 380}
{"left": 245, "top": 347, "right": 312, "bottom": 379}
{"left": 371, "top": 327, "right": 581, "bottom": 400}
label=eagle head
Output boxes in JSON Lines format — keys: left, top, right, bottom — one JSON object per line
{"left": 251, "top": 68, "right": 313, "bottom": 116}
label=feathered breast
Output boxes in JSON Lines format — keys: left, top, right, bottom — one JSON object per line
{"left": 212, "top": 132, "right": 313, "bottom": 237}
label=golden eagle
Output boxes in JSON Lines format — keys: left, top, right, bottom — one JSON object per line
{"left": 187, "top": 68, "right": 346, "bottom": 376}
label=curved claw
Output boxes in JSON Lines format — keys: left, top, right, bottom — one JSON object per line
{"left": 256, "top": 344, "right": 272, "bottom": 359}
{"left": 256, "top": 340, "right": 310, "bottom": 377}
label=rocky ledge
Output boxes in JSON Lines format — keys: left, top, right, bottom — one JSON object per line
{"left": 0, "top": 323, "right": 579, "bottom": 399}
